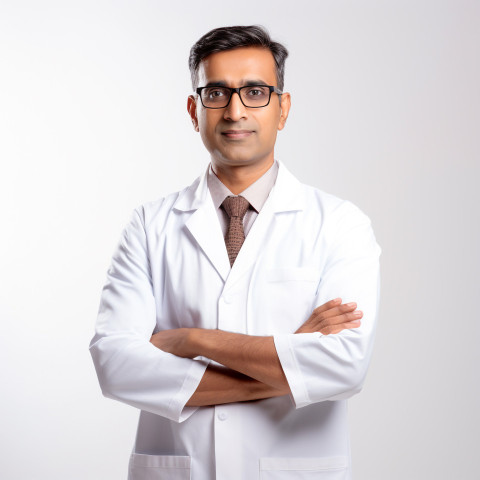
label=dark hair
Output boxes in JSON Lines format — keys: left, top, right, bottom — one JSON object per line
{"left": 188, "top": 25, "right": 289, "bottom": 91}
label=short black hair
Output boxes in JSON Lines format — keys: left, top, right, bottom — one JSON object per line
{"left": 188, "top": 25, "right": 289, "bottom": 91}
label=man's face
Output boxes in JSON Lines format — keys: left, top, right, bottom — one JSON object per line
{"left": 188, "top": 46, "right": 290, "bottom": 169}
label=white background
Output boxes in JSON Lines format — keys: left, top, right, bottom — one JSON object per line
{"left": 1, "top": 1, "right": 479, "bottom": 479}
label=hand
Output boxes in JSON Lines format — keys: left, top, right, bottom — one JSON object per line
{"left": 295, "top": 298, "right": 362, "bottom": 335}
{"left": 150, "top": 328, "right": 198, "bottom": 358}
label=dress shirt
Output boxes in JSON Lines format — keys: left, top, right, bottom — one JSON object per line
{"left": 207, "top": 160, "right": 279, "bottom": 238}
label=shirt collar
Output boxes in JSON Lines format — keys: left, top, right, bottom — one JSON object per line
{"left": 207, "top": 160, "right": 279, "bottom": 213}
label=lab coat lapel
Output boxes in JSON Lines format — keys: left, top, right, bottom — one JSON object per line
{"left": 225, "top": 161, "right": 305, "bottom": 289}
{"left": 174, "top": 166, "right": 230, "bottom": 282}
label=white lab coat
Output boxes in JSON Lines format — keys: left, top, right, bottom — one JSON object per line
{"left": 89, "top": 160, "right": 381, "bottom": 480}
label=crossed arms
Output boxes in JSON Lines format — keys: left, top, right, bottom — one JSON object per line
{"left": 90, "top": 203, "right": 380, "bottom": 421}
{"left": 150, "top": 298, "right": 363, "bottom": 407}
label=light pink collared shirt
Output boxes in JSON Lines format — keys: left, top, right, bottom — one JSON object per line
{"left": 207, "top": 160, "right": 279, "bottom": 238}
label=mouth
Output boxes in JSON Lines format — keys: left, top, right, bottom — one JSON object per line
{"left": 221, "top": 129, "right": 254, "bottom": 139}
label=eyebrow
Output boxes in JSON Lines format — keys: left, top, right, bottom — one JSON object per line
{"left": 203, "top": 79, "right": 270, "bottom": 88}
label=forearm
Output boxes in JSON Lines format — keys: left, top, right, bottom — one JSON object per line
{"left": 191, "top": 329, "right": 289, "bottom": 390}
{"left": 186, "top": 364, "right": 288, "bottom": 407}
{"left": 149, "top": 300, "right": 362, "bottom": 398}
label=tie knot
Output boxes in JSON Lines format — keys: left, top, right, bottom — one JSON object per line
{"left": 221, "top": 195, "right": 250, "bottom": 219}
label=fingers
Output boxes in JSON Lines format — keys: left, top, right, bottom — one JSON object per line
{"left": 313, "top": 300, "right": 358, "bottom": 320}
{"left": 312, "top": 297, "right": 342, "bottom": 315}
{"left": 318, "top": 309, "right": 363, "bottom": 328}
{"left": 296, "top": 300, "right": 363, "bottom": 334}
{"left": 329, "top": 311, "right": 363, "bottom": 323}
{"left": 320, "top": 319, "right": 362, "bottom": 336}
{"left": 296, "top": 316, "right": 362, "bottom": 335}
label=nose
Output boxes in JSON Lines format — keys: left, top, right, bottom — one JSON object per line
{"left": 223, "top": 91, "right": 248, "bottom": 122}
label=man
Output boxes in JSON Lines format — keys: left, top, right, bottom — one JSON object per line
{"left": 90, "top": 25, "right": 381, "bottom": 480}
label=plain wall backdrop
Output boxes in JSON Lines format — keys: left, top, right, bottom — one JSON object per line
{"left": 1, "top": 1, "right": 478, "bottom": 479}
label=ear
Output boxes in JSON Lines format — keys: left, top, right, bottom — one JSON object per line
{"left": 187, "top": 95, "right": 200, "bottom": 132}
{"left": 277, "top": 92, "right": 291, "bottom": 131}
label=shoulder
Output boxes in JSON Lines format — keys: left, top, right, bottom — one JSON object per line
{"left": 314, "top": 191, "right": 380, "bottom": 261}
{"left": 299, "top": 181, "right": 372, "bottom": 228}
{"left": 277, "top": 161, "right": 369, "bottom": 225}
{"left": 129, "top": 187, "right": 187, "bottom": 233}
{"left": 296, "top": 180, "right": 380, "bottom": 255}
{"left": 129, "top": 169, "right": 205, "bottom": 231}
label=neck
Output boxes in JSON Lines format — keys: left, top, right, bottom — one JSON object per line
{"left": 211, "top": 158, "right": 275, "bottom": 195}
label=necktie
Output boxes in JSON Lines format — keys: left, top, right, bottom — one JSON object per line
{"left": 221, "top": 195, "right": 250, "bottom": 266}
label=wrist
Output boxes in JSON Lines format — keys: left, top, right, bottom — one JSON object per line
{"left": 248, "top": 378, "right": 288, "bottom": 400}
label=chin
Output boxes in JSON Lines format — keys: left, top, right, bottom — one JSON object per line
{"left": 211, "top": 148, "right": 251, "bottom": 165}
{"left": 218, "top": 155, "right": 261, "bottom": 167}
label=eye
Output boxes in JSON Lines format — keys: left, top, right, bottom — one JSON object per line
{"left": 245, "top": 86, "right": 268, "bottom": 97}
{"left": 204, "top": 87, "right": 228, "bottom": 99}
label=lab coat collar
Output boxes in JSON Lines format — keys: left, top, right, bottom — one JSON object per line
{"left": 270, "top": 160, "right": 305, "bottom": 213}
{"left": 173, "top": 160, "right": 305, "bottom": 214}
{"left": 172, "top": 160, "right": 305, "bottom": 283}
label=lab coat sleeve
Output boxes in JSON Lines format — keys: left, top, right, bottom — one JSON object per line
{"left": 89, "top": 207, "right": 209, "bottom": 423}
{"left": 273, "top": 200, "right": 381, "bottom": 408}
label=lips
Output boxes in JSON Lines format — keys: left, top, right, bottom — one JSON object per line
{"left": 221, "top": 129, "right": 254, "bottom": 139}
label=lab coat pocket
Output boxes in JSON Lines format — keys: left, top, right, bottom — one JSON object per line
{"left": 128, "top": 453, "right": 191, "bottom": 480}
{"left": 264, "top": 268, "right": 321, "bottom": 333}
{"left": 259, "top": 456, "right": 347, "bottom": 480}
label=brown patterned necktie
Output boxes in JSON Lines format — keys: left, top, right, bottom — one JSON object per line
{"left": 221, "top": 195, "right": 250, "bottom": 266}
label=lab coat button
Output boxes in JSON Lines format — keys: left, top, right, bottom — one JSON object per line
{"left": 217, "top": 412, "right": 228, "bottom": 421}
{"left": 222, "top": 295, "right": 232, "bottom": 304}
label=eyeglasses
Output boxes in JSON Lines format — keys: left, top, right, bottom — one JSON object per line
{"left": 196, "top": 85, "right": 283, "bottom": 109}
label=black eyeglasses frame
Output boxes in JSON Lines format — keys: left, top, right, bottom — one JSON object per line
{"left": 195, "top": 85, "right": 283, "bottom": 109}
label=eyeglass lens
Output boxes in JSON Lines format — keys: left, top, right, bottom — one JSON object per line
{"left": 201, "top": 86, "right": 271, "bottom": 108}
